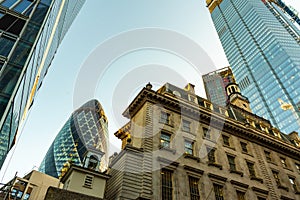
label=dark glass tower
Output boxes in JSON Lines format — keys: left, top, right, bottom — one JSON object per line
{"left": 0, "top": 0, "right": 86, "bottom": 168}
{"left": 206, "top": 0, "right": 300, "bottom": 134}
{"left": 39, "top": 99, "right": 109, "bottom": 178}
{"left": 203, "top": 66, "right": 235, "bottom": 106}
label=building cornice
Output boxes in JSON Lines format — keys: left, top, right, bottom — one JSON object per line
{"left": 121, "top": 88, "right": 300, "bottom": 160}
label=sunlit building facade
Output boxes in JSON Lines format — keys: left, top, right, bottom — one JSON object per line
{"left": 0, "top": 0, "right": 86, "bottom": 168}
{"left": 206, "top": 0, "right": 300, "bottom": 134}
{"left": 39, "top": 99, "right": 109, "bottom": 178}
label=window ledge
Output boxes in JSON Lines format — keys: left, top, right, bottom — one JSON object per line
{"left": 159, "top": 120, "right": 174, "bottom": 127}
{"left": 223, "top": 144, "right": 235, "bottom": 150}
{"left": 159, "top": 146, "right": 176, "bottom": 154}
{"left": 208, "top": 162, "right": 222, "bottom": 170}
{"left": 278, "top": 184, "right": 289, "bottom": 191}
{"left": 250, "top": 176, "right": 263, "bottom": 183}
{"left": 230, "top": 169, "right": 243, "bottom": 177}
{"left": 242, "top": 152, "right": 253, "bottom": 157}
{"left": 283, "top": 167, "right": 293, "bottom": 172}
{"left": 203, "top": 137, "right": 216, "bottom": 143}
{"left": 184, "top": 153, "right": 200, "bottom": 162}
{"left": 266, "top": 160, "right": 277, "bottom": 165}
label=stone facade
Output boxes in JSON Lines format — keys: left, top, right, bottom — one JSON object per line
{"left": 105, "top": 83, "right": 300, "bottom": 200}
{"left": 44, "top": 187, "right": 102, "bottom": 200}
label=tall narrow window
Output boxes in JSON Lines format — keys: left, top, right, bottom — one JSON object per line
{"left": 160, "top": 132, "right": 171, "bottom": 148}
{"left": 161, "top": 169, "right": 173, "bottom": 200}
{"left": 264, "top": 151, "right": 271, "bottom": 162}
{"left": 236, "top": 191, "right": 245, "bottom": 200}
{"left": 222, "top": 135, "right": 230, "bottom": 146}
{"left": 207, "top": 147, "right": 216, "bottom": 163}
{"left": 160, "top": 111, "right": 170, "bottom": 125}
{"left": 289, "top": 177, "right": 298, "bottom": 192}
{"left": 213, "top": 184, "right": 224, "bottom": 200}
{"left": 280, "top": 157, "right": 287, "bottom": 168}
{"left": 185, "top": 140, "right": 193, "bottom": 155}
{"left": 182, "top": 119, "right": 191, "bottom": 132}
{"left": 203, "top": 127, "right": 210, "bottom": 139}
{"left": 246, "top": 161, "right": 256, "bottom": 177}
{"left": 227, "top": 155, "right": 236, "bottom": 171}
{"left": 240, "top": 142, "right": 248, "bottom": 153}
{"left": 189, "top": 176, "right": 200, "bottom": 200}
{"left": 272, "top": 171, "right": 281, "bottom": 186}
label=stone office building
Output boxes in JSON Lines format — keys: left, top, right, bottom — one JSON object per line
{"left": 105, "top": 82, "right": 300, "bottom": 200}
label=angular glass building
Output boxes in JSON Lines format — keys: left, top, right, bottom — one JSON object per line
{"left": 39, "top": 99, "right": 109, "bottom": 178}
{"left": 203, "top": 66, "right": 235, "bottom": 107}
{"left": 206, "top": 0, "right": 300, "bottom": 134}
{"left": 0, "top": 0, "right": 86, "bottom": 168}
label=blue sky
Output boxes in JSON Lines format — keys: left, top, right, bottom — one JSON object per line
{"left": 0, "top": 0, "right": 299, "bottom": 182}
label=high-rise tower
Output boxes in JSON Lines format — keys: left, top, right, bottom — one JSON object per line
{"left": 39, "top": 99, "right": 109, "bottom": 178}
{"left": 0, "top": 0, "right": 86, "bottom": 168}
{"left": 203, "top": 66, "right": 235, "bottom": 106}
{"left": 206, "top": 0, "right": 300, "bottom": 134}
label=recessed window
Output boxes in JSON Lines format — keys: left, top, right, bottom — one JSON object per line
{"left": 272, "top": 171, "right": 281, "bottom": 186}
{"left": 213, "top": 184, "right": 224, "bottom": 200}
{"left": 289, "top": 177, "right": 298, "bottom": 192}
{"left": 222, "top": 135, "right": 230, "bottom": 146}
{"left": 264, "top": 151, "right": 272, "bottom": 162}
{"left": 227, "top": 155, "right": 236, "bottom": 171}
{"left": 246, "top": 161, "right": 256, "bottom": 177}
{"left": 207, "top": 147, "right": 216, "bottom": 164}
{"left": 240, "top": 142, "right": 248, "bottom": 153}
{"left": 182, "top": 119, "right": 191, "bottom": 132}
{"left": 203, "top": 127, "right": 211, "bottom": 139}
{"left": 184, "top": 140, "right": 194, "bottom": 155}
{"left": 280, "top": 157, "right": 287, "bottom": 168}
{"left": 160, "top": 132, "right": 171, "bottom": 148}
{"left": 236, "top": 191, "right": 245, "bottom": 200}
{"left": 189, "top": 176, "right": 200, "bottom": 200}
{"left": 295, "top": 163, "right": 300, "bottom": 173}
{"left": 161, "top": 169, "right": 173, "bottom": 200}
{"left": 160, "top": 111, "right": 170, "bottom": 125}
{"left": 83, "top": 175, "right": 94, "bottom": 188}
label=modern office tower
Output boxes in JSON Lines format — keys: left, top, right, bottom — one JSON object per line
{"left": 0, "top": 0, "right": 86, "bottom": 168}
{"left": 39, "top": 99, "right": 109, "bottom": 178}
{"left": 205, "top": 0, "right": 300, "bottom": 134}
{"left": 106, "top": 82, "right": 300, "bottom": 200}
{"left": 202, "top": 66, "right": 235, "bottom": 106}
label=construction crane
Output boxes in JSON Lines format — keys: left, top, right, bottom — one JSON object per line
{"left": 268, "top": 0, "right": 300, "bottom": 26}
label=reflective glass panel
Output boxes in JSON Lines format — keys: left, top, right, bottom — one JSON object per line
{"left": 13, "top": 0, "right": 33, "bottom": 13}
{"left": 0, "top": 36, "right": 15, "bottom": 57}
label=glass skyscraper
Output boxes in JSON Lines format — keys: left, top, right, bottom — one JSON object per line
{"left": 0, "top": 0, "right": 86, "bottom": 168}
{"left": 206, "top": 0, "right": 300, "bottom": 134}
{"left": 39, "top": 99, "right": 109, "bottom": 178}
{"left": 203, "top": 66, "right": 235, "bottom": 107}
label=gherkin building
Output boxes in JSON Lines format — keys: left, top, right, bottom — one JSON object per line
{"left": 39, "top": 99, "right": 108, "bottom": 178}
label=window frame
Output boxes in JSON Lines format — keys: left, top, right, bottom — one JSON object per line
{"left": 213, "top": 183, "right": 224, "bottom": 200}
{"left": 182, "top": 119, "right": 191, "bottom": 132}
{"left": 240, "top": 142, "right": 248, "bottom": 153}
{"left": 160, "top": 111, "right": 170, "bottom": 125}
{"left": 161, "top": 169, "right": 173, "bottom": 200}
{"left": 222, "top": 135, "right": 230, "bottom": 146}
{"left": 160, "top": 131, "right": 171, "bottom": 148}
{"left": 189, "top": 176, "right": 200, "bottom": 200}
{"left": 184, "top": 140, "right": 194, "bottom": 155}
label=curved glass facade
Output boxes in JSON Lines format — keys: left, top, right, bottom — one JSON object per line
{"left": 208, "top": 0, "right": 300, "bottom": 134}
{"left": 39, "top": 99, "right": 109, "bottom": 178}
{"left": 0, "top": 0, "right": 86, "bottom": 168}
